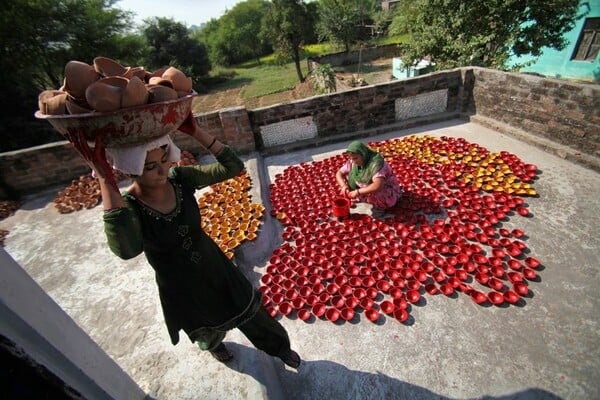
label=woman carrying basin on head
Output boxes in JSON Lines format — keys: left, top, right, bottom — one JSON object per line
{"left": 335, "top": 140, "right": 401, "bottom": 218}
{"left": 89, "top": 113, "right": 301, "bottom": 368}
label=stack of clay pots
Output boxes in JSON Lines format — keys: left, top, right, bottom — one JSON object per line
{"left": 38, "top": 57, "right": 193, "bottom": 115}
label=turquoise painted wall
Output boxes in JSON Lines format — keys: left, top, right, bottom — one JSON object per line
{"left": 511, "top": 1, "right": 600, "bottom": 82}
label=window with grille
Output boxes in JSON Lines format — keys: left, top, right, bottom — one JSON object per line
{"left": 572, "top": 17, "right": 600, "bottom": 61}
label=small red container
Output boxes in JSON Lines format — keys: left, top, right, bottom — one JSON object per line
{"left": 332, "top": 197, "right": 350, "bottom": 218}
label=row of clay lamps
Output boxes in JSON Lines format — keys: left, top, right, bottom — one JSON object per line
{"left": 52, "top": 151, "right": 196, "bottom": 214}
{"left": 199, "top": 171, "right": 265, "bottom": 260}
{"left": 264, "top": 135, "right": 540, "bottom": 324}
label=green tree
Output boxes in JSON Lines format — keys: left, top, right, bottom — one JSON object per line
{"left": 261, "top": 0, "right": 314, "bottom": 82}
{"left": 397, "top": 0, "right": 581, "bottom": 71}
{"left": 317, "top": 0, "right": 375, "bottom": 51}
{"left": 0, "top": 0, "right": 134, "bottom": 152}
{"left": 193, "top": 18, "right": 227, "bottom": 67}
{"left": 388, "top": 0, "right": 419, "bottom": 36}
{"left": 205, "top": 0, "right": 271, "bottom": 66}
{"left": 142, "top": 17, "right": 210, "bottom": 78}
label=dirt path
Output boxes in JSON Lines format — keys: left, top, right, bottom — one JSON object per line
{"left": 192, "top": 80, "right": 317, "bottom": 113}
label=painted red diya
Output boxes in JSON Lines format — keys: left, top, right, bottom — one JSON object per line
{"left": 360, "top": 297, "right": 374, "bottom": 310}
{"left": 326, "top": 307, "right": 340, "bottom": 322}
{"left": 503, "top": 290, "right": 520, "bottom": 304}
{"left": 380, "top": 300, "right": 395, "bottom": 315}
{"left": 440, "top": 284, "right": 454, "bottom": 296}
{"left": 312, "top": 303, "right": 326, "bottom": 317}
{"left": 279, "top": 302, "right": 293, "bottom": 315}
{"left": 393, "top": 309, "right": 409, "bottom": 323}
{"left": 487, "top": 291, "right": 504, "bottom": 305}
{"left": 522, "top": 268, "right": 537, "bottom": 280}
{"left": 513, "top": 282, "right": 529, "bottom": 296}
{"left": 365, "top": 308, "right": 380, "bottom": 322}
{"left": 470, "top": 290, "right": 488, "bottom": 304}
{"left": 525, "top": 256, "right": 541, "bottom": 268}
{"left": 425, "top": 283, "right": 438, "bottom": 294}
{"left": 297, "top": 308, "right": 311, "bottom": 321}
{"left": 340, "top": 307, "right": 355, "bottom": 321}
{"left": 406, "top": 290, "right": 421, "bottom": 303}
{"left": 267, "top": 306, "right": 278, "bottom": 318}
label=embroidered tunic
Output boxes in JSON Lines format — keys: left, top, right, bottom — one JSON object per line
{"left": 339, "top": 159, "right": 400, "bottom": 209}
{"left": 103, "top": 146, "right": 261, "bottom": 345}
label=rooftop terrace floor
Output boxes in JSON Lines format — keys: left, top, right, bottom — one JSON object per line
{"left": 1, "top": 119, "right": 598, "bottom": 400}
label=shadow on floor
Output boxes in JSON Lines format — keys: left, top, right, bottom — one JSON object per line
{"left": 221, "top": 343, "right": 562, "bottom": 400}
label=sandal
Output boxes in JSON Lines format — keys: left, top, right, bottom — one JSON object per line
{"left": 210, "top": 343, "right": 233, "bottom": 362}
{"left": 280, "top": 350, "right": 301, "bottom": 369}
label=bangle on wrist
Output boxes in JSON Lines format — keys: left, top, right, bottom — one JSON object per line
{"left": 356, "top": 189, "right": 360, "bottom": 195}
{"left": 206, "top": 138, "right": 217, "bottom": 150}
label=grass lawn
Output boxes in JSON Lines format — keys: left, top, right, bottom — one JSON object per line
{"left": 203, "top": 37, "right": 407, "bottom": 103}
{"left": 211, "top": 62, "right": 309, "bottom": 99}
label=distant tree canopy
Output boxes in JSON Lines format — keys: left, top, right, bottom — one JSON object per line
{"left": 317, "top": 0, "right": 378, "bottom": 51}
{"left": 261, "top": 0, "right": 316, "bottom": 82}
{"left": 142, "top": 17, "right": 210, "bottom": 78}
{"left": 0, "top": 0, "right": 134, "bottom": 152}
{"left": 317, "top": 0, "right": 361, "bottom": 52}
{"left": 394, "top": 0, "right": 581, "bottom": 71}
{"left": 193, "top": 0, "right": 271, "bottom": 66}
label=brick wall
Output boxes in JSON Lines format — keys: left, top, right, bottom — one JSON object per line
{"left": 250, "top": 69, "right": 465, "bottom": 148}
{"left": 469, "top": 68, "right": 600, "bottom": 156}
{"left": 0, "top": 142, "right": 90, "bottom": 198}
{"left": 1, "top": 67, "right": 598, "bottom": 197}
{"left": 173, "top": 106, "right": 255, "bottom": 155}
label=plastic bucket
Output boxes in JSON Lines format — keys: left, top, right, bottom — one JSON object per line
{"left": 332, "top": 197, "right": 350, "bottom": 218}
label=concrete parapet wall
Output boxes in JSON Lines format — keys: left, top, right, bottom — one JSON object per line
{"left": 2, "top": 67, "right": 598, "bottom": 197}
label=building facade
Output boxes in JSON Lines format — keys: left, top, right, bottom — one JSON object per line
{"left": 512, "top": 0, "right": 600, "bottom": 82}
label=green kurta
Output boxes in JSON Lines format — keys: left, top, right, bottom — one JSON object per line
{"left": 103, "top": 146, "right": 261, "bottom": 346}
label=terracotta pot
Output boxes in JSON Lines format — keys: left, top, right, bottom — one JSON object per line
{"left": 65, "top": 60, "right": 100, "bottom": 99}
{"left": 93, "top": 56, "right": 128, "bottom": 77}
{"left": 162, "top": 66, "right": 193, "bottom": 92}
{"left": 38, "top": 90, "right": 68, "bottom": 115}
{"left": 122, "top": 76, "right": 149, "bottom": 108}
{"left": 147, "top": 84, "right": 178, "bottom": 103}
{"left": 65, "top": 96, "right": 93, "bottom": 115}
{"left": 84, "top": 80, "right": 122, "bottom": 112}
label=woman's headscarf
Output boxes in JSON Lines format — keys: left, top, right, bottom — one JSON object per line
{"left": 105, "top": 134, "right": 181, "bottom": 176}
{"left": 346, "top": 140, "right": 384, "bottom": 189}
